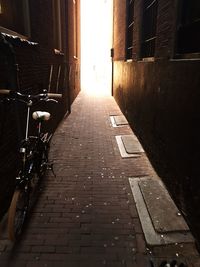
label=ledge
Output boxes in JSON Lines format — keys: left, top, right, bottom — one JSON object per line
{"left": 0, "top": 26, "right": 28, "bottom": 40}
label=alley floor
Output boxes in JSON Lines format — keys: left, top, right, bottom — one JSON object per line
{"left": 0, "top": 91, "right": 200, "bottom": 267}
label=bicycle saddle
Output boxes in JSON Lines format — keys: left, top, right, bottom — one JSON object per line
{"left": 32, "top": 111, "right": 51, "bottom": 121}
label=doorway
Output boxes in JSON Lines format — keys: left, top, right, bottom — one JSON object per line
{"left": 80, "top": 0, "right": 113, "bottom": 96}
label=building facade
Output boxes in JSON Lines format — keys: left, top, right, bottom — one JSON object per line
{"left": 1, "top": 0, "right": 200, "bottom": 245}
{"left": 0, "top": 0, "right": 80, "bottom": 218}
{"left": 113, "top": 0, "right": 200, "bottom": 242}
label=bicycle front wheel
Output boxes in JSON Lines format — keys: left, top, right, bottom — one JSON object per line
{"left": 8, "top": 189, "right": 29, "bottom": 241}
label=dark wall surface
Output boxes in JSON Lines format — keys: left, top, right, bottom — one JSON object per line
{"left": 113, "top": 0, "right": 200, "bottom": 243}
{"left": 67, "top": 0, "right": 81, "bottom": 104}
{"left": 0, "top": 35, "right": 65, "bottom": 218}
{"left": 0, "top": 0, "right": 81, "bottom": 219}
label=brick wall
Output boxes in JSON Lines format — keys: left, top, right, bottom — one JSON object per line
{"left": 29, "top": 0, "right": 54, "bottom": 48}
{"left": 67, "top": 0, "right": 81, "bottom": 104}
{"left": 132, "top": 0, "right": 143, "bottom": 60}
{"left": 155, "top": 0, "right": 176, "bottom": 59}
{"left": 0, "top": 35, "right": 65, "bottom": 217}
{"left": 113, "top": 0, "right": 126, "bottom": 61}
{"left": 0, "top": 0, "right": 26, "bottom": 35}
{"left": 29, "top": 0, "right": 81, "bottom": 105}
{"left": 113, "top": 0, "right": 200, "bottom": 242}
{"left": 0, "top": 0, "right": 81, "bottom": 219}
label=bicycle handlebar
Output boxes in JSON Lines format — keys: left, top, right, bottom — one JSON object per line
{"left": 0, "top": 89, "right": 62, "bottom": 104}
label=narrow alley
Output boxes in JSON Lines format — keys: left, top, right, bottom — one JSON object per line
{"left": 0, "top": 0, "right": 200, "bottom": 266}
{"left": 0, "top": 91, "right": 199, "bottom": 267}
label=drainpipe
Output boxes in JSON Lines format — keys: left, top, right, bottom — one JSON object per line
{"left": 64, "top": 0, "right": 71, "bottom": 114}
{"left": 111, "top": 47, "right": 114, "bottom": 96}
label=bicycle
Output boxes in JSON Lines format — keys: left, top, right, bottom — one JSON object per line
{"left": 0, "top": 89, "right": 61, "bottom": 241}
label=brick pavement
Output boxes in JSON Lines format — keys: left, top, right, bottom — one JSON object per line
{"left": 0, "top": 91, "right": 199, "bottom": 267}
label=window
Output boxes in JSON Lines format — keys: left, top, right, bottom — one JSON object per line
{"left": 141, "top": 0, "right": 158, "bottom": 58}
{"left": 176, "top": 0, "right": 200, "bottom": 54}
{"left": 126, "top": 0, "right": 134, "bottom": 60}
{"left": 0, "top": 0, "right": 30, "bottom": 37}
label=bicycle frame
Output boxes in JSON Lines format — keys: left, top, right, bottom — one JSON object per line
{"left": 0, "top": 89, "right": 60, "bottom": 189}
{"left": 17, "top": 102, "right": 47, "bottom": 189}
{"left": 0, "top": 32, "right": 62, "bottom": 240}
{"left": 25, "top": 101, "right": 32, "bottom": 140}
{"left": 25, "top": 100, "right": 43, "bottom": 139}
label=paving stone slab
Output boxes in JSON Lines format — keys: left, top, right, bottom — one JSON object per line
{"left": 115, "top": 136, "right": 140, "bottom": 158}
{"left": 139, "top": 179, "right": 189, "bottom": 233}
{"left": 113, "top": 115, "right": 128, "bottom": 126}
{"left": 129, "top": 177, "right": 194, "bottom": 246}
{"left": 121, "top": 135, "right": 144, "bottom": 154}
{"left": 110, "top": 116, "right": 128, "bottom": 127}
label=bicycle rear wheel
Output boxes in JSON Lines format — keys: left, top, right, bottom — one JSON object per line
{"left": 8, "top": 189, "right": 29, "bottom": 241}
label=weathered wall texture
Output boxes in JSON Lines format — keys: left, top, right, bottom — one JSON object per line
{"left": 113, "top": 0, "right": 200, "bottom": 241}
{"left": 113, "top": 0, "right": 126, "bottom": 60}
{"left": 0, "top": 0, "right": 80, "bottom": 218}
{"left": 0, "top": 35, "right": 65, "bottom": 218}
{"left": 67, "top": 0, "right": 81, "bottom": 104}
